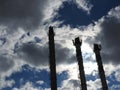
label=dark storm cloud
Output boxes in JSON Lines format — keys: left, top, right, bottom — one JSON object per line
{"left": 15, "top": 42, "right": 75, "bottom": 66}
{"left": 15, "top": 43, "right": 49, "bottom": 66}
{"left": 97, "top": 16, "right": 120, "bottom": 65}
{"left": 0, "top": 0, "right": 47, "bottom": 30}
{"left": 55, "top": 43, "right": 75, "bottom": 64}
{"left": 0, "top": 55, "right": 14, "bottom": 72}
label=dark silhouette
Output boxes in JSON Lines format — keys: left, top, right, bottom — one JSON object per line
{"left": 48, "top": 26, "right": 57, "bottom": 90}
{"left": 94, "top": 44, "right": 108, "bottom": 90}
{"left": 73, "top": 37, "right": 87, "bottom": 90}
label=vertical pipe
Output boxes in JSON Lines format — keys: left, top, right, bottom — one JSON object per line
{"left": 93, "top": 44, "right": 108, "bottom": 90}
{"left": 48, "top": 26, "right": 57, "bottom": 90}
{"left": 73, "top": 37, "right": 87, "bottom": 90}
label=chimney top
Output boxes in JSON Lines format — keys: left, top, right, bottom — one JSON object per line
{"left": 49, "top": 26, "right": 53, "bottom": 30}
{"left": 94, "top": 44, "right": 101, "bottom": 52}
{"left": 73, "top": 37, "right": 82, "bottom": 46}
{"left": 49, "top": 26, "right": 55, "bottom": 36}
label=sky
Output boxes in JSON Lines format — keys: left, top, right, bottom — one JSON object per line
{"left": 0, "top": 0, "right": 120, "bottom": 90}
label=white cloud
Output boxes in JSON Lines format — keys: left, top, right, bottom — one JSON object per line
{"left": 57, "top": 62, "right": 98, "bottom": 89}
{"left": 108, "top": 6, "right": 120, "bottom": 20}
{"left": 36, "top": 80, "right": 44, "bottom": 85}
{"left": 43, "top": 0, "right": 66, "bottom": 23}
{"left": 72, "top": 0, "right": 93, "bottom": 14}
{"left": 0, "top": 79, "right": 15, "bottom": 89}
{"left": 115, "top": 69, "right": 120, "bottom": 82}
{"left": 104, "top": 64, "right": 117, "bottom": 76}
{"left": 54, "top": 24, "right": 99, "bottom": 48}
{"left": 87, "top": 79, "right": 102, "bottom": 90}
{"left": 115, "top": 72, "right": 120, "bottom": 82}
{"left": 58, "top": 79, "right": 80, "bottom": 90}
{"left": 12, "top": 82, "right": 51, "bottom": 90}
{"left": 12, "top": 82, "right": 39, "bottom": 90}
{"left": 84, "top": 62, "right": 98, "bottom": 75}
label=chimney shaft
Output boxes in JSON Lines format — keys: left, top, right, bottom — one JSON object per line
{"left": 48, "top": 26, "right": 57, "bottom": 90}
{"left": 94, "top": 44, "right": 108, "bottom": 90}
{"left": 73, "top": 37, "right": 87, "bottom": 90}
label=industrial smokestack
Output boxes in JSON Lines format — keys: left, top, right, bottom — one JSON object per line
{"left": 94, "top": 44, "right": 108, "bottom": 90}
{"left": 48, "top": 26, "right": 57, "bottom": 90}
{"left": 73, "top": 37, "right": 87, "bottom": 90}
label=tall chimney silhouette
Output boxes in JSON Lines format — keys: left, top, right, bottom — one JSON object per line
{"left": 93, "top": 44, "right": 108, "bottom": 90}
{"left": 48, "top": 26, "right": 57, "bottom": 90}
{"left": 73, "top": 37, "right": 87, "bottom": 90}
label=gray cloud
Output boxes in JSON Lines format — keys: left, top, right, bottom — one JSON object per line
{"left": 96, "top": 7, "right": 120, "bottom": 65}
{"left": 15, "top": 42, "right": 75, "bottom": 66}
{"left": 60, "top": 79, "right": 80, "bottom": 90}
{"left": 101, "top": 17, "right": 120, "bottom": 64}
{"left": 15, "top": 43, "right": 49, "bottom": 66}
{"left": 55, "top": 43, "right": 75, "bottom": 64}
{"left": 69, "top": 79, "right": 80, "bottom": 87}
{"left": 0, "top": 55, "right": 14, "bottom": 72}
{"left": 0, "top": 0, "right": 48, "bottom": 30}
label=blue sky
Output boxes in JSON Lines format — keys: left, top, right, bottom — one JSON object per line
{"left": 0, "top": 0, "right": 120, "bottom": 90}
{"left": 54, "top": 0, "right": 119, "bottom": 27}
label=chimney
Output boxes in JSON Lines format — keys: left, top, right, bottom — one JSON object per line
{"left": 48, "top": 26, "right": 57, "bottom": 90}
{"left": 93, "top": 44, "right": 108, "bottom": 90}
{"left": 73, "top": 37, "right": 87, "bottom": 90}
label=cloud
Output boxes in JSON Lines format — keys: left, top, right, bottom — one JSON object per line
{"left": 104, "top": 64, "right": 117, "bottom": 76}
{"left": 15, "top": 41, "right": 75, "bottom": 66}
{"left": 115, "top": 69, "right": 120, "bottom": 82}
{"left": 0, "top": 79, "right": 15, "bottom": 89}
{"left": 55, "top": 43, "right": 75, "bottom": 64}
{"left": 12, "top": 82, "right": 39, "bottom": 90}
{"left": 43, "top": 0, "right": 93, "bottom": 23}
{"left": 43, "top": 0, "right": 66, "bottom": 22}
{"left": 58, "top": 79, "right": 80, "bottom": 90}
{"left": 15, "top": 43, "right": 49, "bottom": 66}
{"left": 0, "top": 0, "right": 48, "bottom": 30}
{"left": 87, "top": 79, "right": 102, "bottom": 90}
{"left": 72, "top": 0, "right": 93, "bottom": 13}
{"left": 0, "top": 54, "right": 14, "bottom": 72}
{"left": 110, "top": 85, "right": 120, "bottom": 90}
{"left": 0, "top": 2, "right": 119, "bottom": 90}
{"left": 95, "top": 6, "right": 120, "bottom": 65}
{"left": 36, "top": 80, "right": 44, "bottom": 85}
